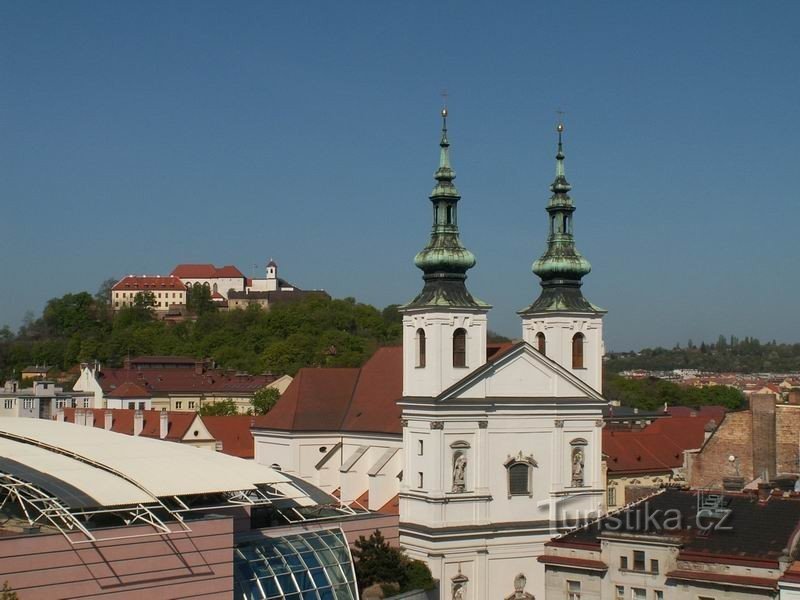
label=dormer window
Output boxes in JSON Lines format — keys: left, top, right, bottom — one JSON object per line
{"left": 453, "top": 328, "right": 467, "bottom": 368}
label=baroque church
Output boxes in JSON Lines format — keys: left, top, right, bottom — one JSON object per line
{"left": 252, "top": 108, "right": 608, "bottom": 600}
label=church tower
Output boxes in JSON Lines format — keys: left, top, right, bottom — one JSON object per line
{"left": 400, "top": 107, "right": 490, "bottom": 398}
{"left": 520, "top": 123, "right": 606, "bottom": 391}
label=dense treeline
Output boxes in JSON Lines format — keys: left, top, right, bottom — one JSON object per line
{"left": 603, "top": 373, "right": 746, "bottom": 411}
{"left": 0, "top": 283, "right": 404, "bottom": 379}
{"left": 606, "top": 335, "right": 800, "bottom": 374}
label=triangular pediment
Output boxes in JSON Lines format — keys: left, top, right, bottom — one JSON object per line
{"left": 440, "top": 343, "right": 604, "bottom": 402}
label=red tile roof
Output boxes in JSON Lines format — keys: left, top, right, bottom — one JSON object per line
{"left": 62, "top": 408, "right": 196, "bottom": 441}
{"left": 253, "top": 344, "right": 516, "bottom": 436}
{"left": 94, "top": 367, "right": 274, "bottom": 395}
{"left": 603, "top": 414, "right": 720, "bottom": 474}
{"left": 112, "top": 275, "right": 186, "bottom": 291}
{"left": 105, "top": 381, "right": 151, "bottom": 399}
{"left": 171, "top": 264, "right": 245, "bottom": 279}
{"left": 202, "top": 416, "right": 255, "bottom": 459}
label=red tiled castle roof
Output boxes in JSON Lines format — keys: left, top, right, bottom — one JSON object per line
{"left": 171, "top": 264, "right": 245, "bottom": 279}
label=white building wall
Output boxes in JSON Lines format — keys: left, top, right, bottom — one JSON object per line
{"left": 521, "top": 313, "right": 605, "bottom": 392}
{"left": 402, "top": 310, "right": 488, "bottom": 398}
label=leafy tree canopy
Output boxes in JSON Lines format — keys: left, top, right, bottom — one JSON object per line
{"left": 352, "top": 530, "right": 434, "bottom": 595}
{"left": 198, "top": 399, "right": 239, "bottom": 416}
{"left": 603, "top": 373, "right": 745, "bottom": 411}
{"left": 252, "top": 387, "right": 280, "bottom": 415}
{"left": 0, "top": 284, "right": 402, "bottom": 381}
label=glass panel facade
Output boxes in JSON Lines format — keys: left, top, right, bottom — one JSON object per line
{"left": 235, "top": 528, "right": 358, "bottom": 600}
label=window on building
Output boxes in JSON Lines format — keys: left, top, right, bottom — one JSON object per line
{"left": 567, "top": 580, "right": 580, "bottom": 600}
{"left": 507, "top": 462, "right": 531, "bottom": 496}
{"left": 631, "top": 588, "right": 646, "bottom": 600}
{"left": 654, "top": 592, "right": 663, "bottom": 600}
{"left": 607, "top": 485, "right": 617, "bottom": 507}
{"left": 128, "top": 402, "right": 135, "bottom": 409}
{"left": 138, "top": 402, "right": 145, "bottom": 410}
{"left": 536, "top": 332, "right": 546, "bottom": 354}
{"left": 572, "top": 332, "right": 585, "bottom": 369}
{"left": 633, "top": 550, "right": 645, "bottom": 571}
{"left": 3, "top": 399, "right": 12, "bottom": 409}
{"left": 23, "top": 399, "right": 34, "bottom": 410}
{"left": 453, "top": 328, "right": 467, "bottom": 368}
{"left": 176, "top": 401, "right": 182, "bottom": 409}
{"left": 189, "top": 401, "right": 196, "bottom": 409}
{"left": 418, "top": 440, "right": 424, "bottom": 456}
{"left": 416, "top": 329, "right": 426, "bottom": 368}
{"left": 417, "top": 472, "right": 424, "bottom": 489}
{"left": 650, "top": 559, "right": 659, "bottom": 574}
{"left": 615, "top": 586, "right": 624, "bottom": 599}
{"left": 446, "top": 205, "right": 453, "bottom": 225}
{"left": 620, "top": 556, "right": 628, "bottom": 570}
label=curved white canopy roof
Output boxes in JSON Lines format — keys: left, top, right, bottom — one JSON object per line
{"left": 0, "top": 417, "right": 311, "bottom": 506}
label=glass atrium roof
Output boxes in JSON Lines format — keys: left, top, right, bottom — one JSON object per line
{"left": 235, "top": 528, "right": 358, "bottom": 600}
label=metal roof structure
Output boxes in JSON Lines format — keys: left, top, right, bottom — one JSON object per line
{"left": 0, "top": 418, "right": 354, "bottom": 544}
{"left": 235, "top": 528, "right": 358, "bottom": 600}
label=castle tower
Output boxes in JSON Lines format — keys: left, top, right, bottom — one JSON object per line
{"left": 265, "top": 259, "right": 278, "bottom": 292}
{"left": 519, "top": 123, "right": 606, "bottom": 391}
{"left": 400, "top": 107, "right": 490, "bottom": 398}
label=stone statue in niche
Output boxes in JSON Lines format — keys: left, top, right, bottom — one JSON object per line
{"left": 452, "top": 451, "right": 467, "bottom": 493}
{"left": 571, "top": 446, "right": 585, "bottom": 487}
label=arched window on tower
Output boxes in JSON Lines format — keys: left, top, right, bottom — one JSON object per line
{"left": 446, "top": 205, "right": 453, "bottom": 225}
{"left": 536, "top": 332, "right": 546, "bottom": 355}
{"left": 572, "top": 333, "right": 585, "bottom": 369}
{"left": 453, "top": 328, "right": 467, "bottom": 368}
{"left": 416, "top": 328, "right": 426, "bottom": 368}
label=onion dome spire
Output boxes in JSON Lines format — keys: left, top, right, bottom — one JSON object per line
{"left": 520, "top": 122, "right": 603, "bottom": 315}
{"left": 402, "top": 107, "right": 488, "bottom": 310}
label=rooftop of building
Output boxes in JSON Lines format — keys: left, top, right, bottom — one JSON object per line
{"left": 171, "top": 264, "right": 245, "bottom": 279}
{"left": 112, "top": 275, "right": 187, "bottom": 291}
{"left": 603, "top": 410, "right": 724, "bottom": 474}
{"left": 86, "top": 361, "right": 276, "bottom": 394}
{"left": 549, "top": 488, "right": 800, "bottom": 568}
{"left": 253, "top": 342, "right": 514, "bottom": 435}
{"left": 0, "top": 417, "right": 330, "bottom": 544}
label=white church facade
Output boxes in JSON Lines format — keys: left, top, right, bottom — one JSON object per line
{"left": 252, "top": 109, "right": 607, "bottom": 600}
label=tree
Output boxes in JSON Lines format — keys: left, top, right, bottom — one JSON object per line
{"left": 95, "top": 277, "right": 118, "bottom": 307}
{"left": 198, "top": 399, "right": 239, "bottom": 416}
{"left": 187, "top": 283, "right": 215, "bottom": 315}
{"left": 252, "top": 387, "right": 280, "bottom": 415}
{"left": 1, "top": 581, "right": 18, "bottom": 600}
{"left": 133, "top": 291, "right": 156, "bottom": 310}
{"left": 352, "top": 530, "right": 434, "bottom": 594}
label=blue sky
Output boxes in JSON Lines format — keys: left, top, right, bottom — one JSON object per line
{"left": 2, "top": 1, "right": 798, "bottom": 351}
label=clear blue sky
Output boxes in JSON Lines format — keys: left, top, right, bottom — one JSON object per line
{"left": 2, "top": 1, "right": 799, "bottom": 351}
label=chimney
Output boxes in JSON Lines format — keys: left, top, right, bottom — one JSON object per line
{"left": 195, "top": 360, "right": 205, "bottom": 375}
{"left": 104, "top": 411, "right": 112, "bottom": 430}
{"left": 134, "top": 410, "right": 144, "bottom": 436}
{"left": 751, "top": 394, "right": 777, "bottom": 482}
{"left": 160, "top": 411, "right": 169, "bottom": 439}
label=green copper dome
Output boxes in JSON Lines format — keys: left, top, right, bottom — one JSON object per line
{"left": 403, "top": 108, "right": 488, "bottom": 311}
{"left": 521, "top": 124, "right": 604, "bottom": 315}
